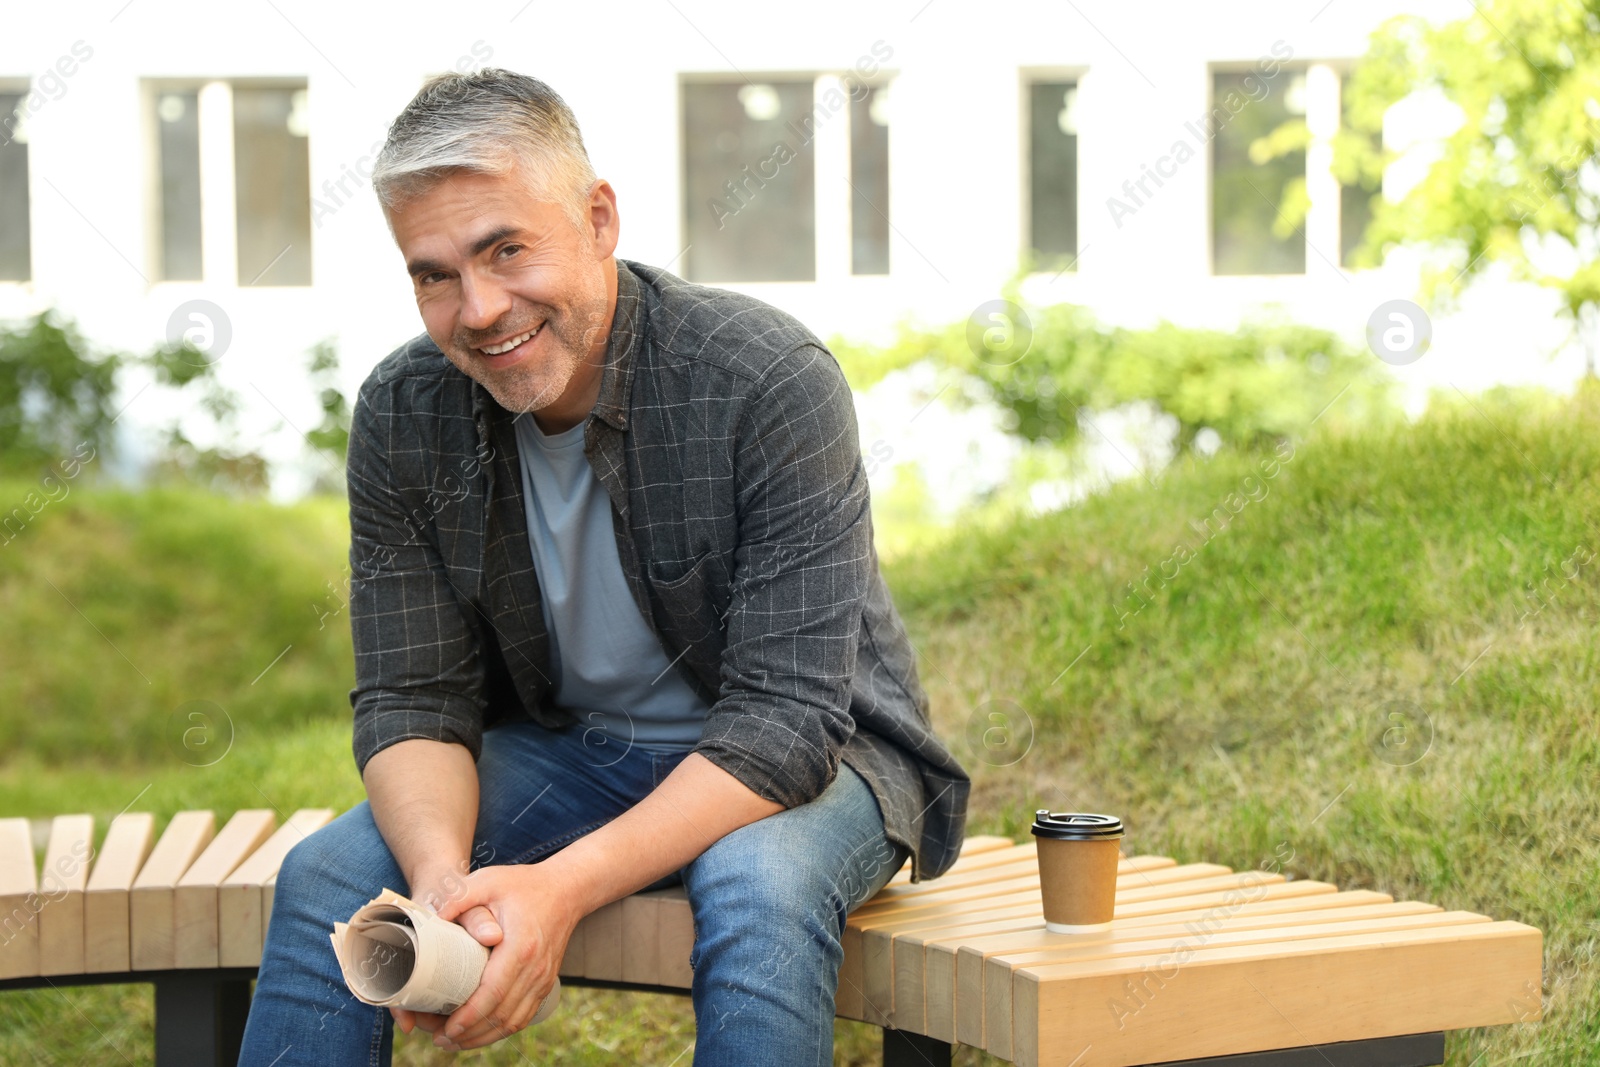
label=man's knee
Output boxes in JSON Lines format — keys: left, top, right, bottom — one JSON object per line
{"left": 274, "top": 805, "right": 389, "bottom": 901}
{"left": 276, "top": 828, "right": 336, "bottom": 893}
{"left": 691, "top": 830, "right": 895, "bottom": 945}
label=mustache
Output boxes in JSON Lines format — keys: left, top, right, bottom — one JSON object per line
{"left": 456, "top": 315, "right": 549, "bottom": 351}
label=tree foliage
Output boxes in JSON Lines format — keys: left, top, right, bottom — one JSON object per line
{"left": 1265, "top": 1, "right": 1600, "bottom": 367}
{"left": 0, "top": 311, "right": 351, "bottom": 491}
{"left": 0, "top": 313, "right": 120, "bottom": 469}
{"left": 305, "top": 338, "right": 350, "bottom": 459}
{"left": 832, "top": 300, "right": 1391, "bottom": 456}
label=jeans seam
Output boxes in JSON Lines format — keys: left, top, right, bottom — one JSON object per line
{"left": 368, "top": 997, "right": 385, "bottom": 1067}
{"left": 507, "top": 817, "right": 613, "bottom": 866}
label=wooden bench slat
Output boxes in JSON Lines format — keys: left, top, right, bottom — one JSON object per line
{"left": 840, "top": 853, "right": 1183, "bottom": 1015}
{"left": 173, "top": 810, "right": 275, "bottom": 969}
{"left": 884, "top": 833, "right": 1014, "bottom": 888}
{"left": 219, "top": 809, "right": 335, "bottom": 967}
{"left": 940, "top": 883, "right": 1356, "bottom": 1043}
{"left": 944, "top": 890, "right": 1407, "bottom": 1046}
{"left": 1108, "top": 861, "right": 1233, "bottom": 888}
{"left": 955, "top": 835, "right": 1016, "bottom": 856}
{"left": 559, "top": 910, "right": 586, "bottom": 979}
{"left": 657, "top": 886, "right": 695, "bottom": 989}
{"left": 857, "top": 872, "right": 1081, "bottom": 922}
{"left": 853, "top": 858, "right": 1217, "bottom": 920}
{"left": 130, "top": 812, "right": 216, "bottom": 970}
{"left": 620, "top": 892, "right": 662, "bottom": 986}
{"left": 1012, "top": 921, "right": 1542, "bottom": 1067}
{"left": 0, "top": 817, "right": 39, "bottom": 979}
{"left": 850, "top": 857, "right": 1213, "bottom": 951}
{"left": 912, "top": 899, "right": 1424, "bottom": 1042}
{"left": 37, "top": 814, "right": 94, "bottom": 976}
{"left": 1115, "top": 869, "right": 1278, "bottom": 905}
{"left": 83, "top": 812, "right": 156, "bottom": 973}
{"left": 612, "top": 885, "right": 694, "bottom": 989}
{"left": 1106, "top": 876, "right": 1332, "bottom": 920}
{"left": 943, "top": 891, "right": 1402, "bottom": 1045}
{"left": 582, "top": 898, "right": 625, "bottom": 980}
{"left": 874, "top": 847, "right": 1167, "bottom": 906}
{"left": 983, "top": 909, "right": 1481, "bottom": 1057}
{"left": 970, "top": 895, "right": 1427, "bottom": 973}
{"left": 854, "top": 868, "right": 1290, "bottom": 1025}
{"left": 861, "top": 859, "right": 1040, "bottom": 909}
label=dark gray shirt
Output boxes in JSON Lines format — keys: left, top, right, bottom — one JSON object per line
{"left": 346, "top": 258, "right": 970, "bottom": 881}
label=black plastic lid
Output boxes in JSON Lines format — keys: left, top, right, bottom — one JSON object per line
{"left": 1030, "top": 811, "right": 1124, "bottom": 841}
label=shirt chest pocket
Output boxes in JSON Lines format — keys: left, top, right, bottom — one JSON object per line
{"left": 645, "top": 548, "right": 730, "bottom": 651}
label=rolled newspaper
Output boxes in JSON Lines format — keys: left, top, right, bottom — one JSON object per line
{"left": 331, "top": 888, "right": 560, "bottom": 1022}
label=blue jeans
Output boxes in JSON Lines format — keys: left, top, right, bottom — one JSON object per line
{"left": 238, "top": 721, "right": 908, "bottom": 1066}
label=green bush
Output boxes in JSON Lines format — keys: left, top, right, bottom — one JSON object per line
{"left": 0, "top": 313, "right": 119, "bottom": 472}
{"left": 0, "top": 311, "right": 351, "bottom": 492}
{"left": 831, "top": 302, "right": 1395, "bottom": 455}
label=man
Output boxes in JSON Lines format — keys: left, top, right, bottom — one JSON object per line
{"left": 238, "top": 68, "right": 969, "bottom": 1066}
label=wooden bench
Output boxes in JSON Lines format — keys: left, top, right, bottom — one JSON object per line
{"left": 0, "top": 812, "right": 1542, "bottom": 1066}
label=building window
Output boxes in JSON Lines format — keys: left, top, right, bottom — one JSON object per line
{"left": 1339, "top": 72, "right": 1381, "bottom": 269}
{"left": 682, "top": 73, "right": 893, "bottom": 284}
{"left": 233, "top": 85, "right": 311, "bottom": 286}
{"left": 1027, "top": 80, "right": 1079, "bottom": 272}
{"left": 849, "top": 84, "right": 890, "bottom": 276}
{"left": 155, "top": 90, "right": 202, "bottom": 281}
{"left": 0, "top": 90, "right": 30, "bottom": 282}
{"left": 147, "top": 79, "right": 311, "bottom": 286}
{"left": 1211, "top": 66, "right": 1307, "bottom": 275}
{"left": 683, "top": 80, "right": 816, "bottom": 283}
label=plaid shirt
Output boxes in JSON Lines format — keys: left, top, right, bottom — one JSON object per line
{"left": 346, "top": 258, "right": 970, "bottom": 882}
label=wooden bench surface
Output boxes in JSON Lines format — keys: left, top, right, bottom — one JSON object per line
{"left": 0, "top": 815, "right": 1542, "bottom": 1066}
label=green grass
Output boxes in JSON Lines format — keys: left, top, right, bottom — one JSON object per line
{"left": 0, "top": 485, "right": 356, "bottom": 768}
{"left": 1, "top": 387, "right": 1596, "bottom": 1064}
{"left": 885, "top": 385, "right": 1598, "bottom": 1064}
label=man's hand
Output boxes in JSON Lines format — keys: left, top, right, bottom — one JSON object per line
{"left": 362, "top": 739, "right": 500, "bottom": 1045}
{"left": 382, "top": 751, "right": 784, "bottom": 1050}
{"left": 388, "top": 865, "right": 506, "bottom": 1043}
{"left": 412, "top": 863, "right": 579, "bottom": 1051}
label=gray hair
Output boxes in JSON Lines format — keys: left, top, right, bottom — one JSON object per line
{"left": 372, "top": 69, "right": 597, "bottom": 232}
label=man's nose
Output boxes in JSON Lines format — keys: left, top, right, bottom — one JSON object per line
{"left": 458, "top": 270, "right": 512, "bottom": 333}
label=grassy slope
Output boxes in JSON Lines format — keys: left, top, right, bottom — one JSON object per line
{"left": 1, "top": 389, "right": 1596, "bottom": 1064}
{"left": 888, "top": 386, "right": 1597, "bottom": 1064}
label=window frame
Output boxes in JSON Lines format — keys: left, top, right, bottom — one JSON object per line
{"left": 140, "top": 75, "right": 312, "bottom": 290}
{"left": 0, "top": 78, "right": 34, "bottom": 286}
{"left": 1205, "top": 56, "right": 1380, "bottom": 279}
{"left": 677, "top": 68, "right": 897, "bottom": 287}
{"left": 846, "top": 76, "right": 892, "bottom": 277}
{"left": 1206, "top": 56, "right": 1312, "bottom": 278}
{"left": 1020, "top": 64, "right": 1088, "bottom": 278}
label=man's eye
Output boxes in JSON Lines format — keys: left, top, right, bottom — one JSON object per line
{"left": 420, "top": 272, "right": 447, "bottom": 285}
{"left": 498, "top": 244, "right": 521, "bottom": 259}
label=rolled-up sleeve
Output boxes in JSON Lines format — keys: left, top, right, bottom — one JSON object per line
{"left": 346, "top": 379, "right": 487, "bottom": 773}
{"left": 693, "top": 344, "right": 873, "bottom": 809}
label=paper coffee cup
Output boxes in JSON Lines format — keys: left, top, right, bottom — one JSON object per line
{"left": 1031, "top": 811, "right": 1124, "bottom": 933}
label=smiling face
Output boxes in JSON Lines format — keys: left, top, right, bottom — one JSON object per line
{"left": 388, "top": 166, "right": 620, "bottom": 429}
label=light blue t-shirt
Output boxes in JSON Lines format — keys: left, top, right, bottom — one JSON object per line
{"left": 513, "top": 411, "right": 710, "bottom": 754}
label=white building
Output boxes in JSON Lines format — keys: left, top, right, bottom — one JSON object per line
{"left": 0, "top": 0, "right": 1586, "bottom": 498}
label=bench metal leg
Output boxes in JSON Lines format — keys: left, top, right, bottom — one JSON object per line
{"left": 882, "top": 1026, "right": 953, "bottom": 1067}
{"left": 1145, "top": 1032, "right": 1447, "bottom": 1066}
{"left": 154, "top": 971, "right": 251, "bottom": 1067}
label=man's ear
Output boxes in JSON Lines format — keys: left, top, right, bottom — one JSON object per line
{"left": 585, "top": 179, "right": 620, "bottom": 260}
